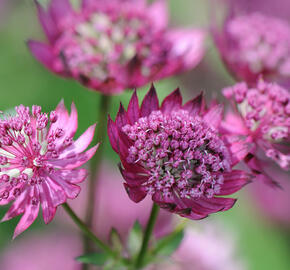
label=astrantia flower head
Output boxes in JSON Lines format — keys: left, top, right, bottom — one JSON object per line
{"left": 0, "top": 101, "right": 98, "bottom": 237}
{"left": 222, "top": 80, "right": 290, "bottom": 185}
{"left": 213, "top": 11, "right": 290, "bottom": 84}
{"left": 28, "top": 0, "right": 205, "bottom": 94}
{"left": 108, "top": 85, "right": 251, "bottom": 219}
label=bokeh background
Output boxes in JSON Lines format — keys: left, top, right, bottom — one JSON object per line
{"left": 0, "top": 0, "right": 289, "bottom": 269}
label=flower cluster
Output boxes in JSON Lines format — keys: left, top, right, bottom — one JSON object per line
{"left": 29, "top": 0, "right": 205, "bottom": 94}
{"left": 222, "top": 80, "right": 290, "bottom": 185}
{"left": 0, "top": 101, "right": 97, "bottom": 237}
{"left": 108, "top": 85, "right": 251, "bottom": 219}
{"left": 214, "top": 12, "right": 290, "bottom": 84}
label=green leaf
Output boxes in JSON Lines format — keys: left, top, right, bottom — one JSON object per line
{"left": 153, "top": 229, "right": 184, "bottom": 257}
{"left": 76, "top": 252, "right": 109, "bottom": 266}
{"left": 109, "top": 228, "right": 123, "bottom": 254}
{"left": 128, "top": 221, "right": 143, "bottom": 257}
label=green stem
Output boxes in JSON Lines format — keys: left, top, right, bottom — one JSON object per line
{"left": 83, "top": 94, "right": 111, "bottom": 254}
{"left": 62, "top": 203, "right": 116, "bottom": 258}
{"left": 134, "top": 203, "right": 160, "bottom": 270}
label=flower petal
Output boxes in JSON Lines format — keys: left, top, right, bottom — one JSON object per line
{"left": 49, "top": 0, "right": 73, "bottom": 25}
{"left": 161, "top": 88, "right": 182, "bottom": 113}
{"left": 167, "top": 29, "right": 205, "bottom": 69}
{"left": 124, "top": 183, "right": 147, "bottom": 203}
{"left": 183, "top": 92, "right": 204, "bottom": 115}
{"left": 35, "top": 0, "right": 59, "bottom": 43}
{"left": 13, "top": 187, "right": 40, "bottom": 239}
{"left": 219, "top": 170, "right": 251, "bottom": 195}
{"left": 108, "top": 116, "right": 120, "bottom": 153}
{"left": 203, "top": 104, "right": 223, "bottom": 129}
{"left": 141, "top": 84, "right": 159, "bottom": 117}
{"left": 148, "top": 0, "right": 168, "bottom": 31}
{"left": 127, "top": 90, "right": 140, "bottom": 124}
{"left": 27, "top": 40, "right": 55, "bottom": 71}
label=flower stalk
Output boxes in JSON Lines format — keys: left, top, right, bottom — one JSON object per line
{"left": 84, "top": 94, "right": 111, "bottom": 252}
{"left": 134, "top": 203, "right": 160, "bottom": 270}
{"left": 62, "top": 203, "right": 116, "bottom": 258}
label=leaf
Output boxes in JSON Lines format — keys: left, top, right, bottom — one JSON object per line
{"left": 76, "top": 252, "right": 109, "bottom": 266}
{"left": 109, "top": 228, "right": 123, "bottom": 254}
{"left": 153, "top": 229, "right": 184, "bottom": 257}
{"left": 128, "top": 221, "right": 143, "bottom": 257}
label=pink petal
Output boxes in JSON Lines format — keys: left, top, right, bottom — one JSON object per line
{"left": 13, "top": 187, "right": 40, "bottom": 239}
{"left": 219, "top": 170, "right": 251, "bottom": 195}
{"left": 183, "top": 92, "right": 204, "bottom": 115}
{"left": 201, "top": 197, "right": 237, "bottom": 212}
{"left": 167, "top": 29, "right": 205, "bottom": 69}
{"left": 124, "top": 183, "right": 147, "bottom": 203}
{"left": 44, "top": 177, "right": 67, "bottom": 207}
{"left": 107, "top": 116, "right": 119, "bottom": 153}
{"left": 49, "top": 174, "right": 81, "bottom": 199}
{"left": 127, "top": 90, "right": 140, "bottom": 124}
{"left": 59, "top": 124, "right": 96, "bottom": 158}
{"left": 116, "top": 103, "right": 129, "bottom": 130}
{"left": 35, "top": 0, "right": 59, "bottom": 43}
{"left": 1, "top": 190, "right": 28, "bottom": 222}
{"left": 228, "top": 140, "right": 251, "bottom": 165}
{"left": 221, "top": 112, "right": 249, "bottom": 135}
{"left": 141, "top": 85, "right": 159, "bottom": 117}
{"left": 119, "top": 165, "right": 147, "bottom": 186}
{"left": 49, "top": 0, "right": 72, "bottom": 25}
{"left": 161, "top": 88, "right": 182, "bottom": 113}
{"left": 51, "top": 168, "right": 87, "bottom": 185}
{"left": 27, "top": 40, "right": 55, "bottom": 70}
{"left": 203, "top": 104, "right": 223, "bottom": 129}
{"left": 38, "top": 183, "right": 57, "bottom": 224}
{"left": 148, "top": 0, "right": 168, "bottom": 31}
{"left": 48, "top": 145, "right": 99, "bottom": 169}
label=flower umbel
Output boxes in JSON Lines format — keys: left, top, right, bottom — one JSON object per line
{"left": 28, "top": 0, "right": 205, "bottom": 94}
{"left": 222, "top": 80, "right": 290, "bottom": 185}
{"left": 108, "top": 85, "right": 251, "bottom": 219}
{"left": 0, "top": 101, "right": 98, "bottom": 237}
{"left": 214, "top": 11, "right": 290, "bottom": 84}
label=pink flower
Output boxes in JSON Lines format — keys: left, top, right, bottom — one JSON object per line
{"left": 250, "top": 162, "right": 290, "bottom": 226}
{"left": 28, "top": 0, "right": 205, "bottom": 95}
{"left": 222, "top": 80, "right": 290, "bottom": 186}
{"left": 108, "top": 85, "right": 251, "bottom": 219}
{"left": 0, "top": 231, "right": 82, "bottom": 270}
{"left": 213, "top": 10, "right": 290, "bottom": 84}
{"left": 0, "top": 101, "right": 98, "bottom": 238}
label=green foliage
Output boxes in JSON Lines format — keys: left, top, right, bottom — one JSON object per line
{"left": 128, "top": 221, "right": 143, "bottom": 258}
{"left": 76, "top": 252, "right": 109, "bottom": 266}
{"left": 152, "top": 229, "right": 184, "bottom": 257}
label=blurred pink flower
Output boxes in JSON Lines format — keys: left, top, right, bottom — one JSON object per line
{"left": 147, "top": 221, "right": 246, "bottom": 270}
{"left": 28, "top": 0, "right": 205, "bottom": 95}
{"left": 108, "top": 85, "right": 251, "bottom": 220}
{"left": 0, "top": 101, "right": 98, "bottom": 238}
{"left": 0, "top": 231, "right": 82, "bottom": 270}
{"left": 249, "top": 162, "right": 290, "bottom": 226}
{"left": 58, "top": 161, "right": 172, "bottom": 240}
{"left": 222, "top": 80, "right": 290, "bottom": 186}
{"left": 230, "top": 0, "right": 290, "bottom": 21}
{"left": 213, "top": 10, "right": 290, "bottom": 85}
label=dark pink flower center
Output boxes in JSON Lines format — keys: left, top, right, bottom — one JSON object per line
{"left": 122, "top": 110, "right": 232, "bottom": 199}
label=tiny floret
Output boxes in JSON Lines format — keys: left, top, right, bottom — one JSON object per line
{"left": 0, "top": 101, "right": 98, "bottom": 237}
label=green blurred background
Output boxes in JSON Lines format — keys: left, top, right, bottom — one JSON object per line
{"left": 0, "top": 1, "right": 289, "bottom": 269}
